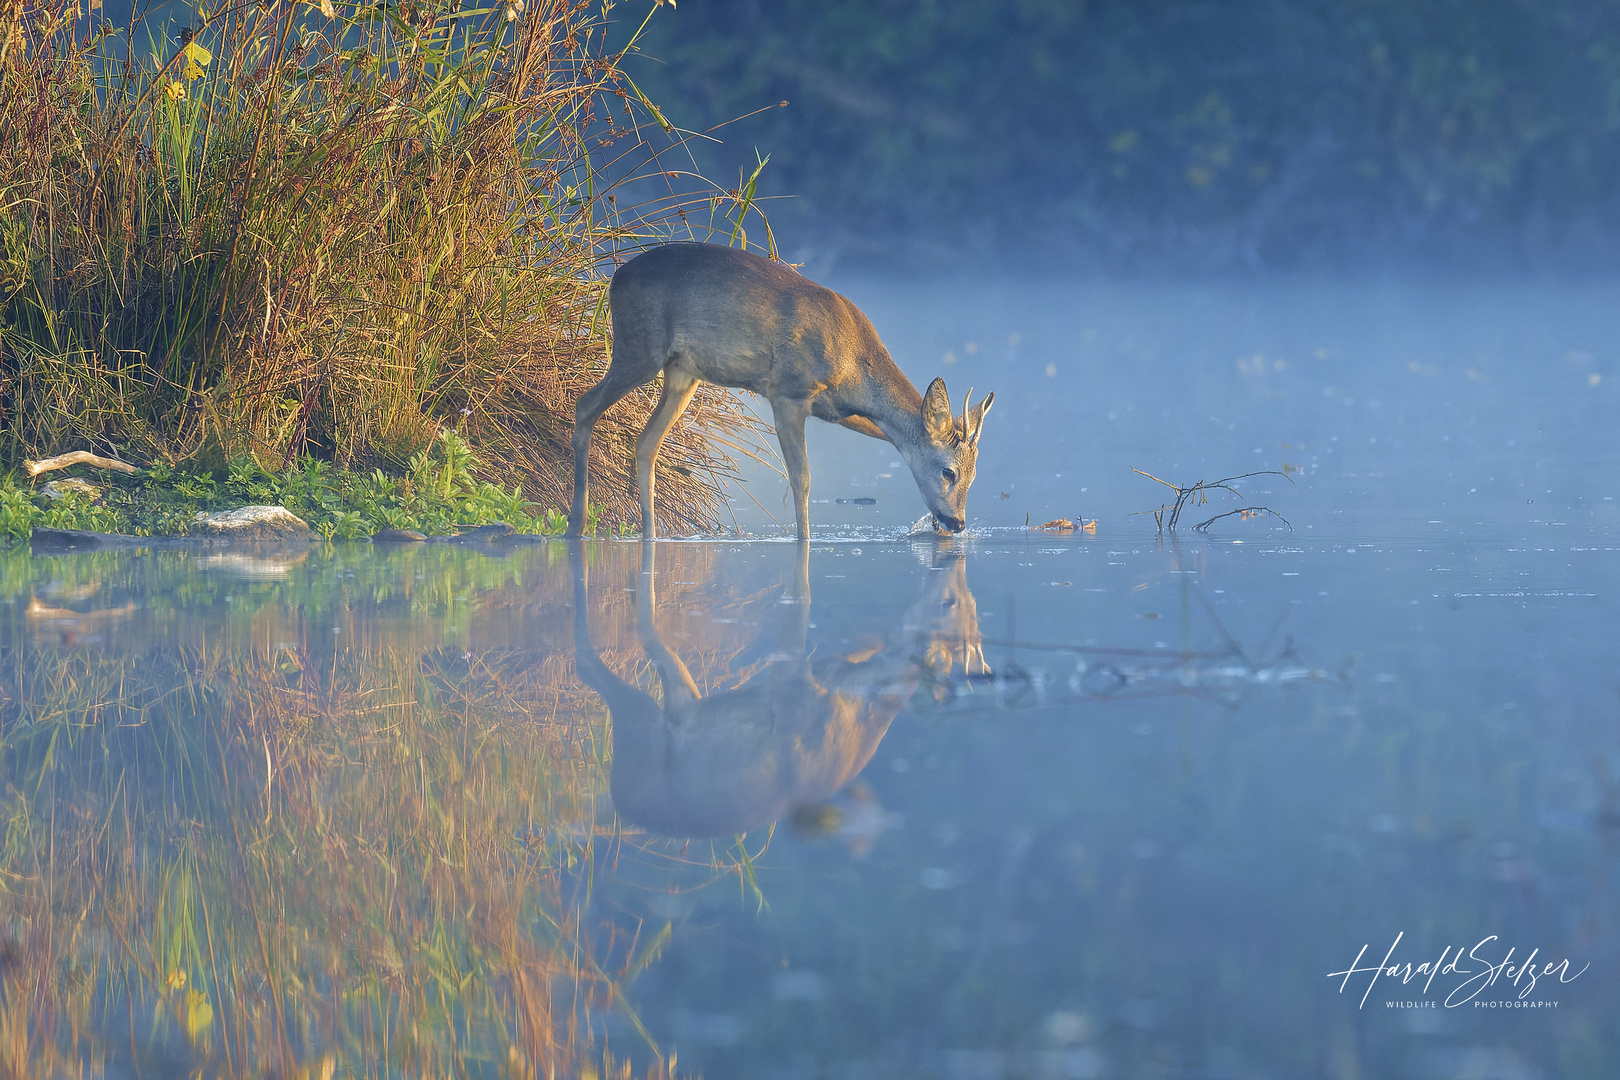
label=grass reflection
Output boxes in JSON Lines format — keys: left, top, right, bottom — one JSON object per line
{"left": 0, "top": 542, "right": 704, "bottom": 1077}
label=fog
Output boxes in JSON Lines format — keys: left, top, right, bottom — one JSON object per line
{"left": 717, "top": 276, "right": 1620, "bottom": 540}
{"left": 625, "top": 0, "right": 1620, "bottom": 274}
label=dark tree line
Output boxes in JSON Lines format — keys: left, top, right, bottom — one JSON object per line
{"left": 623, "top": 0, "right": 1620, "bottom": 270}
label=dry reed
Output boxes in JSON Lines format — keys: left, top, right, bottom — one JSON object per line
{"left": 0, "top": 0, "right": 773, "bottom": 534}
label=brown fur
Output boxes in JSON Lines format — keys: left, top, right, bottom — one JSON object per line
{"left": 568, "top": 244, "right": 992, "bottom": 538}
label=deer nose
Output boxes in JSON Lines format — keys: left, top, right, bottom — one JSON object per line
{"left": 935, "top": 513, "right": 964, "bottom": 532}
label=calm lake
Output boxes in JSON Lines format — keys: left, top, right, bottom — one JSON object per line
{"left": 3, "top": 279, "right": 1616, "bottom": 1078}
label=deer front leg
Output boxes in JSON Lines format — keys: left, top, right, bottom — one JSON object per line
{"left": 779, "top": 539, "right": 812, "bottom": 658}
{"left": 634, "top": 370, "right": 700, "bottom": 540}
{"left": 771, "top": 399, "right": 813, "bottom": 539}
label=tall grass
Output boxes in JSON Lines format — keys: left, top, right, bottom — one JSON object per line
{"left": 0, "top": 0, "right": 771, "bottom": 534}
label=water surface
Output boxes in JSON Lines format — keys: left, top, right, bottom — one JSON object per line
{"left": 2, "top": 280, "right": 1616, "bottom": 1079}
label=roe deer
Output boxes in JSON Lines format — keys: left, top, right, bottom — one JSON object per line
{"left": 570, "top": 540, "right": 988, "bottom": 839}
{"left": 567, "top": 243, "right": 993, "bottom": 539}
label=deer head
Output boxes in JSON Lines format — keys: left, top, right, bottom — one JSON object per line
{"left": 906, "top": 378, "right": 994, "bottom": 533}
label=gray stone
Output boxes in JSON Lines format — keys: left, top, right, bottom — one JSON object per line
{"left": 192, "top": 506, "right": 312, "bottom": 540}
{"left": 30, "top": 528, "right": 142, "bottom": 552}
{"left": 420, "top": 523, "right": 518, "bottom": 544}
{"left": 41, "top": 477, "right": 103, "bottom": 501}
{"left": 449, "top": 522, "right": 514, "bottom": 542}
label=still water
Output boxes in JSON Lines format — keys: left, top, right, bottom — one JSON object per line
{"left": 2, "top": 280, "right": 1617, "bottom": 1078}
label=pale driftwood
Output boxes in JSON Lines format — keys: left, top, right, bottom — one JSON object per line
{"left": 24, "top": 451, "right": 140, "bottom": 477}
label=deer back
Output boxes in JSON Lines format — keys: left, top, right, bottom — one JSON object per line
{"left": 609, "top": 244, "right": 912, "bottom": 411}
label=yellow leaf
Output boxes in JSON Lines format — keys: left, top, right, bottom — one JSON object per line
{"left": 184, "top": 60, "right": 205, "bottom": 81}
{"left": 183, "top": 40, "right": 211, "bottom": 66}
{"left": 320, "top": 0, "right": 336, "bottom": 18}
{"left": 185, "top": 990, "right": 214, "bottom": 1039}
{"left": 166, "top": 80, "right": 186, "bottom": 100}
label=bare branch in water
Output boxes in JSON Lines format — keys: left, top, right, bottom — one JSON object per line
{"left": 1132, "top": 469, "right": 1293, "bottom": 533}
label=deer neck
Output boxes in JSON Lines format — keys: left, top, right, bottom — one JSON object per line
{"left": 869, "top": 409, "right": 926, "bottom": 450}
{"left": 854, "top": 364, "right": 927, "bottom": 447}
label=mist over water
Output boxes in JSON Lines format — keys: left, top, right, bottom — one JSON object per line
{"left": 727, "top": 276, "right": 1620, "bottom": 541}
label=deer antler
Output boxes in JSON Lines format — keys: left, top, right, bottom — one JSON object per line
{"left": 960, "top": 388, "right": 974, "bottom": 437}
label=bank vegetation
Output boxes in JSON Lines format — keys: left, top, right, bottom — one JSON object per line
{"left": 1, "top": 0, "right": 770, "bottom": 535}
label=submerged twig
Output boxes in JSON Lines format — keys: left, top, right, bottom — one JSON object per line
{"left": 1193, "top": 506, "right": 1290, "bottom": 532}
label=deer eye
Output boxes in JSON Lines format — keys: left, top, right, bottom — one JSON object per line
{"left": 943, "top": 468, "right": 958, "bottom": 485}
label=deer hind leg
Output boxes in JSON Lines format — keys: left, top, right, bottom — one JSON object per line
{"left": 770, "top": 398, "right": 813, "bottom": 540}
{"left": 570, "top": 540, "right": 667, "bottom": 717}
{"left": 634, "top": 367, "right": 701, "bottom": 540}
{"left": 568, "top": 347, "right": 663, "bottom": 536}
{"left": 568, "top": 541, "right": 624, "bottom": 700}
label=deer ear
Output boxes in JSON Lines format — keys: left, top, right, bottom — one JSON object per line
{"left": 922, "top": 378, "right": 954, "bottom": 439}
{"left": 968, "top": 391, "right": 995, "bottom": 443}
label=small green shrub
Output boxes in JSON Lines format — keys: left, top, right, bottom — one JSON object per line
{"left": 4, "top": 429, "right": 608, "bottom": 542}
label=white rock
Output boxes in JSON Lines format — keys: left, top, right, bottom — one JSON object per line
{"left": 192, "top": 505, "right": 312, "bottom": 540}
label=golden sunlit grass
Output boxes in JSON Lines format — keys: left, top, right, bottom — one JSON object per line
{"left": 0, "top": 0, "right": 772, "bottom": 534}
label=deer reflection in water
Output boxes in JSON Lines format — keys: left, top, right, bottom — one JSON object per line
{"left": 570, "top": 541, "right": 987, "bottom": 841}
